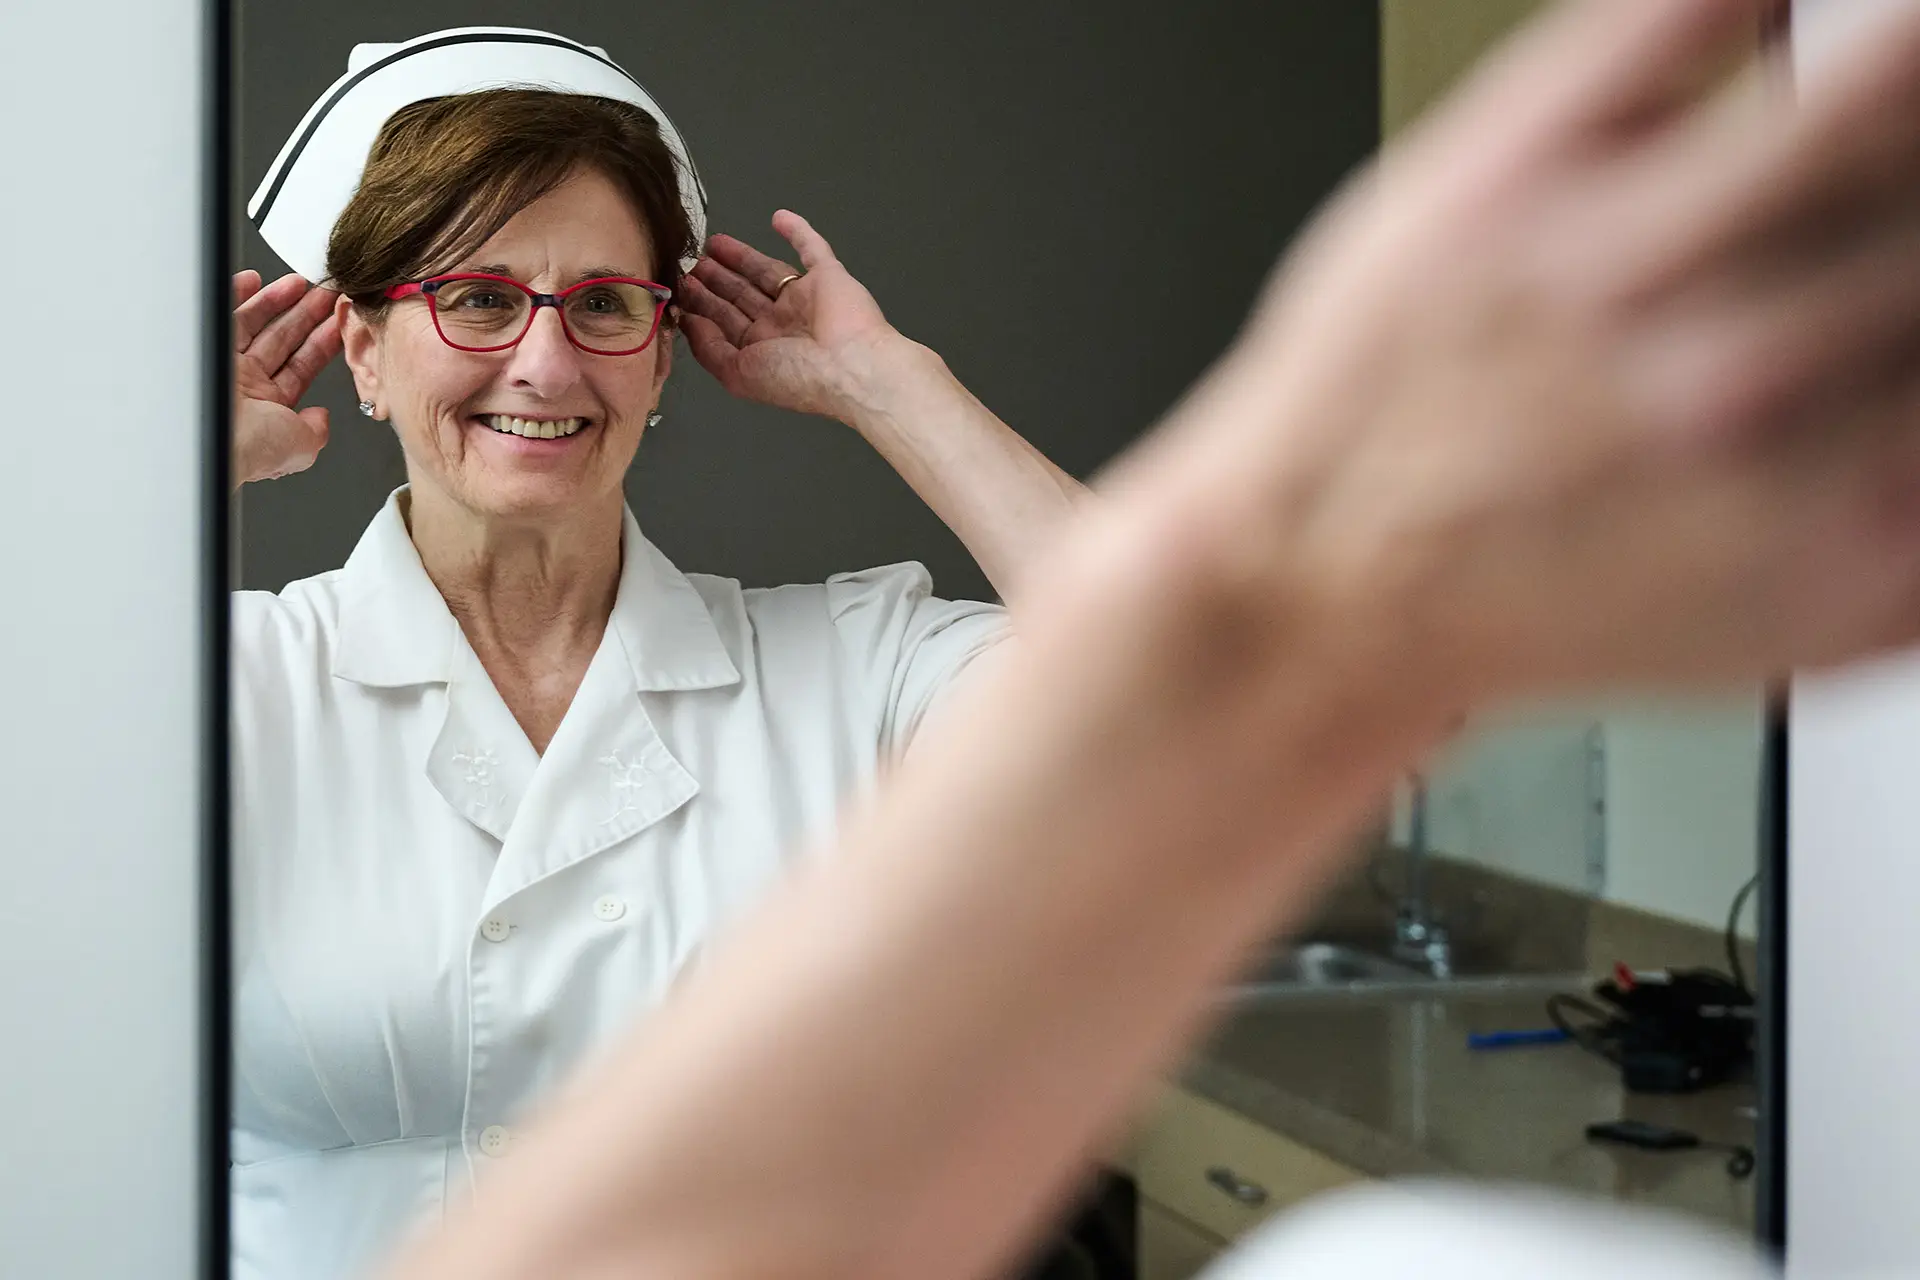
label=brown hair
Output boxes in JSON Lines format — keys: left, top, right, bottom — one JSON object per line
{"left": 325, "top": 88, "right": 695, "bottom": 318}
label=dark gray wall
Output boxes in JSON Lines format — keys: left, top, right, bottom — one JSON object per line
{"left": 235, "top": 2, "right": 1379, "bottom": 599}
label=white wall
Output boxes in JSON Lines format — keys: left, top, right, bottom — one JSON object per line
{"left": 0, "top": 1, "right": 211, "bottom": 1277}
{"left": 1408, "top": 695, "right": 1763, "bottom": 936}
{"left": 1409, "top": 704, "right": 1601, "bottom": 893}
{"left": 1601, "top": 696, "right": 1764, "bottom": 937}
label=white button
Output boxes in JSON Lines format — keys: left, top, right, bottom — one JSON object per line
{"left": 593, "top": 895, "right": 627, "bottom": 922}
{"left": 480, "top": 918, "right": 511, "bottom": 943}
{"left": 479, "top": 1124, "right": 512, "bottom": 1157}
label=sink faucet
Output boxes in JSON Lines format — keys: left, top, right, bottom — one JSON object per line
{"left": 1391, "top": 772, "right": 1454, "bottom": 978}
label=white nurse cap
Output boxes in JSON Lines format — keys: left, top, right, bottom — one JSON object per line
{"left": 246, "top": 26, "right": 708, "bottom": 284}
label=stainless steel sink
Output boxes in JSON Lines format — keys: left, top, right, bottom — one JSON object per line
{"left": 1242, "top": 942, "right": 1423, "bottom": 986}
{"left": 1223, "top": 940, "right": 1582, "bottom": 1001}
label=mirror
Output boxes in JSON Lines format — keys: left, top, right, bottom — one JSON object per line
{"left": 229, "top": 5, "right": 1379, "bottom": 1278}
{"left": 228, "top": 4, "right": 1774, "bottom": 1278}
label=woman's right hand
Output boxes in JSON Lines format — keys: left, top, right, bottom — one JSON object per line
{"left": 232, "top": 270, "right": 343, "bottom": 489}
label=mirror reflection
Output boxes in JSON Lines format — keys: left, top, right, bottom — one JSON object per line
{"left": 230, "top": 5, "right": 1767, "bottom": 1278}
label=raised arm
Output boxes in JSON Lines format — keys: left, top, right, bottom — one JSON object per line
{"left": 230, "top": 269, "right": 342, "bottom": 490}
{"left": 679, "top": 211, "right": 1086, "bottom": 609}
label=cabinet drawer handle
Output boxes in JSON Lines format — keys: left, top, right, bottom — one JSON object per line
{"left": 1205, "top": 1165, "right": 1269, "bottom": 1207}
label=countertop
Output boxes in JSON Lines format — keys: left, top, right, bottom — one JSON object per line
{"left": 1175, "top": 987, "right": 1757, "bottom": 1230}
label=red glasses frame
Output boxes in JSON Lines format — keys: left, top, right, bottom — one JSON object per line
{"left": 383, "top": 273, "right": 674, "bottom": 355}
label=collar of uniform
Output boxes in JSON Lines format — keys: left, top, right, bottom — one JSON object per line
{"left": 331, "top": 489, "right": 461, "bottom": 687}
{"left": 331, "top": 488, "right": 740, "bottom": 693}
{"left": 607, "top": 504, "right": 741, "bottom": 693}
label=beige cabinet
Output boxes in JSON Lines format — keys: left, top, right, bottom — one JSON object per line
{"left": 1138, "top": 1199, "right": 1227, "bottom": 1280}
{"left": 1381, "top": 0, "right": 1547, "bottom": 137}
{"left": 1124, "top": 1087, "right": 1364, "bottom": 1277}
{"left": 1381, "top": 0, "right": 1769, "bottom": 141}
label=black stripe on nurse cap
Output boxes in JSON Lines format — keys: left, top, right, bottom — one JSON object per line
{"left": 247, "top": 27, "right": 708, "bottom": 283}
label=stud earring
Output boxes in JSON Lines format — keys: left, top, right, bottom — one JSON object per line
{"left": 646, "top": 411, "right": 663, "bottom": 429}
{"left": 357, "top": 400, "right": 376, "bottom": 418}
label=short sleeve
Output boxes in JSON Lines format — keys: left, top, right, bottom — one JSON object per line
{"left": 227, "top": 590, "right": 313, "bottom": 966}
{"left": 824, "top": 562, "right": 1010, "bottom": 759}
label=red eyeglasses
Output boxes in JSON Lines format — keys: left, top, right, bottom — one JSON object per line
{"left": 383, "top": 273, "right": 674, "bottom": 355}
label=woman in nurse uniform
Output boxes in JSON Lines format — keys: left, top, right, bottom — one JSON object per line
{"left": 227, "top": 29, "right": 1080, "bottom": 1280}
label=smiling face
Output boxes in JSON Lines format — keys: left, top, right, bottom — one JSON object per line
{"left": 341, "top": 165, "right": 672, "bottom": 527}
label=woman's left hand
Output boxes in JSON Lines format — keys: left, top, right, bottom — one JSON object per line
{"left": 679, "top": 211, "right": 906, "bottom": 420}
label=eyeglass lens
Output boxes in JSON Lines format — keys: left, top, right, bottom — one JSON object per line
{"left": 429, "top": 278, "right": 661, "bottom": 352}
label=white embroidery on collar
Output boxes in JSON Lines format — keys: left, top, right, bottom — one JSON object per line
{"left": 599, "top": 751, "right": 648, "bottom": 824}
{"left": 452, "top": 748, "right": 500, "bottom": 812}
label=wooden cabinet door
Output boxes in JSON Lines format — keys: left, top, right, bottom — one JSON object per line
{"left": 1382, "top": 0, "right": 1547, "bottom": 137}
{"left": 1124, "top": 1088, "right": 1363, "bottom": 1243}
{"left": 1139, "top": 1199, "right": 1226, "bottom": 1280}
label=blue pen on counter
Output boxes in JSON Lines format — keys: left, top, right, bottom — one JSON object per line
{"left": 1467, "top": 1028, "right": 1572, "bottom": 1050}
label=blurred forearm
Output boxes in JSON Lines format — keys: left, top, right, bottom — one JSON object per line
{"left": 836, "top": 332, "right": 1088, "bottom": 610}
